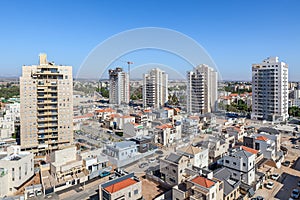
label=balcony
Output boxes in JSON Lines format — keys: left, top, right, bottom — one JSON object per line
{"left": 38, "top": 128, "right": 58, "bottom": 133}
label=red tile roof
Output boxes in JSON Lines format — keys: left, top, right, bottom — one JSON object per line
{"left": 241, "top": 146, "right": 259, "bottom": 154}
{"left": 95, "top": 108, "right": 115, "bottom": 113}
{"left": 174, "top": 108, "right": 181, "bottom": 112}
{"left": 156, "top": 124, "right": 173, "bottom": 129}
{"left": 191, "top": 176, "right": 215, "bottom": 188}
{"left": 256, "top": 136, "right": 269, "bottom": 142}
{"left": 189, "top": 116, "right": 200, "bottom": 120}
{"left": 74, "top": 113, "right": 94, "bottom": 119}
{"left": 104, "top": 178, "right": 137, "bottom": 193}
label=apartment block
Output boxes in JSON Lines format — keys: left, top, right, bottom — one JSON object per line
{"left": 187, "top": 64, "right": 218, "bottom": 114}
{"left": 143, "top": 68, "right": 168, "bottom": 108}
{"left": 251, "top": 57, "right": 288, "bottom": 121}
{"left": 20, "top": 54, "right": 73, "bottom": 152}
{"left": 108, "top": 67, "right": 130, "bottom": 105}
{"left": 0, "top": 146, "right": 34, "bottom": 197}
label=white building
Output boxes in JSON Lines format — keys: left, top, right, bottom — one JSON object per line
{"left": 108, "top": 67, "right": 130, "bottom": 105}
{"left": 20, "top": 53, "right": 74, "bottom": 152}
{"left": 187, "top": 64, "right": 218, "bottom": 114}
{"left": 222, "top": 148, "right": 256, "bottom": 185}
{"left": 177, "top": 145, "right": 209, "bottom": 168}
{"left": 143, "top": 68, "right": 168, "bottom": 108}
{"left": 251, "top": 57, "right": 288, "bottom": 121}
{"left": 0, "top": 146, "right": 34, "bottom": 197}
{"left": 105, "top": 141, "right": 138, "bottom": 161}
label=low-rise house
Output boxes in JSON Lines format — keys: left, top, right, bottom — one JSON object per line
{"left": 177, "top": 145, "right": 209, "bottom": 168}
{"left": 0, "top": 146, "right": 34, "bottom": 197}
{"left": 199, "top": 136, "right": 229, "bottom": 163}
{"left": 41, "top": 146, "right": 88, "bottom": 194}
{"left": 154, "top": 123, "right": 181, "bottom": 146}
{"left": 105, "top": 141, "right": 138, "bottom": 161}
{"left": 213, "top": 168, "right": 241, "bottom": 200}
{"left": 160, "top": 153, "right": 190, "bottom": 186}
{"left": 115, "top": 115, "right": 135, "bottom": 130}
{"left": 82, "top": 154, "right": 110, "bottom": 180}
{"left": 123, "top": 122, "right": 148, "bottom": 137}
{"left": 222, "top": 147, "right": 256, "bottom": 185}
{"left": 104, "top": 141, "right": 154, "bottom": 168}
{"left": 182, "top": 117, "right": 200, "bottom": 135}
{"left": 225, "top": 125, "right": 245, "bottom": 141}
{"left": 244, "top": 132, "right": 283, "bottom": 163}
{"left": 99, "top": 173, "right": 142, "bottom": 200}
{"left": 172, "top": 174, "right": 223, "bottom": 200}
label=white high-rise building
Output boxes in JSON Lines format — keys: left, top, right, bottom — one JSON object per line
{"left": 251, "top": 57, "right": 288, "bottom": 121}
{"left": 108, "top": 67, "right": 130, "bottom": 105}
{"left": 187, "top": 64, "right": 218, "bottom": 114}
{"left": 20, "top": 54, "right": 74, "bottom": 152}
{"left": 143, "top": 68, "right": 168, "bottom": 108}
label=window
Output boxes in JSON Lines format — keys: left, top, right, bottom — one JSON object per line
{"left": 25, "top": 163, "right": 28, "bottom": 176}
{"left": 12, "top": 168, "right": 15, "bottom": 181}
{"left": 212, "top": 192, "right": 214, "bottom": 199}
{"left": 128, "top": 192, "right": 131, "bottom": 197}
{"left": 134, "top": 189, "right": 138, "bottom": 195}
{"left": 243, "top": 163, "right": 246, "bottom": 167}
{"left": 233, "top": 162, "right": 236, "bottom": 165}
{"left": 19, "top": 167, "right": 21, "bottom": 180}
{"left": 225, "top": 160, "right": 229, "bottom": 164}
{"left": 233, "top": 173, "right": 237, "bottom": 176}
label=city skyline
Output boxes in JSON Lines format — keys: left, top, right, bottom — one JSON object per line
{"left": 0, "top": 1, "right": 299, "bottom": 80}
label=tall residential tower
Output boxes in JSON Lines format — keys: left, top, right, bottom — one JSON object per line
{"left": 108, "top": 67, "right": 130, "bottom": 105}
{"left": 143, "top": 68, "right": 168, "bottom": 108}
{"left": 20, "top": 54, "right": 74, "bottom": 152}
{"left": 251, "top": 57, "right": 288, "bottom": 121}
{"left": 187, "top": 64, "right": 217, "bottom": 114}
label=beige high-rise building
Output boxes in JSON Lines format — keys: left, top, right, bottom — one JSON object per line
{"left": 143, "top": 68, "right": 168, "bottom": 108}
{"left": 187, "top": 64, "right": 218, "bottom": 114}
{"left": 20, "top": 54, "right": 73, "bottom": 152}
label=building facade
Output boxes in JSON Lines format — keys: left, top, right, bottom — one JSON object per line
{"left": 251, "top": 57, "right": 288, "bottom": 121}
{"left": 187, "top": 64, "right": 218, "bottom": 114}
{"left": 143, "top": 68, "right": 168, "bottom": 108}
{"left": 222, "top": 148, "right": 256, "bottom": 185}
{"left": 0, "top": 146, "right": 34, "bottom": 197}
{"left": 20, "top": 54, "right": 74, "bottom": 152}
{"left": 108, "top": 67, "right": 130, "bottom": 105}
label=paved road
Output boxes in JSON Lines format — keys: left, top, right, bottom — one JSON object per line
{"left": 58, "top": 176, "right": 110, "bottom": 200}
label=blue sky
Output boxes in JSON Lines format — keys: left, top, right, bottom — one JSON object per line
{"left": 0, "top": 0, "right": 299, "bottom": 80}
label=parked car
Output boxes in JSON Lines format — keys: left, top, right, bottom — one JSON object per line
{"left": 35, "top": 190, "right": 42, "bottom": 196}
{"left": 293, "top": 145, "right": 299, "bottom": 149}
{"left": 99, "top": 171, "right": 111, "bottom": 178}
{"left": 27, "top": 191, "right": 35, "bottom": 198}
{"left": 265, "top": 181, "right": 274, "bottom": 189}
{"left": 291, "top": 189, "right": 300, "bottom": 199}
{"left": 148, "top": 158, "right": 156, "bottom": 163}
{"left": 139, "top": 162, "right": 149, "bottom": 168}
{"left": 283, "top": 160, "right": 291, "bottom": 167}
{"left": 271, "top": 173, "right": 280, "bottom": 180}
